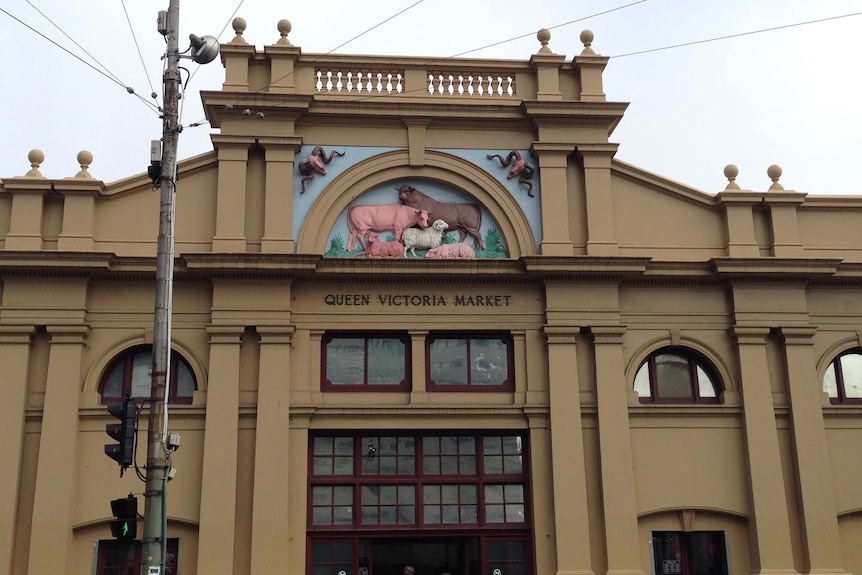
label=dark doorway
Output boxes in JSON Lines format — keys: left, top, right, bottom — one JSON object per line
{"left": 366, "top": 536, "right": 477, "bottom": 575}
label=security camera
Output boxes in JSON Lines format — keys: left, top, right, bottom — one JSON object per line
{"left": 166, "top": 432, "right": 181, "bottom": 452}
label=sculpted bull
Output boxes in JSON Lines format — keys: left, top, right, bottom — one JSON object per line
{"left": 396, "top": 185, "right": 484, "bottom": 251}
{"left": 346, "top": 204, "right": 430, "bottom": 251}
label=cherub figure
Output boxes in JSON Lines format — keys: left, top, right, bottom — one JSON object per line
{"left": 487, "top": 150, "right": 536, "bottom": 197}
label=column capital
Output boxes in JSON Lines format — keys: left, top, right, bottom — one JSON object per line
{"left": 543, "top": 325, "right": 581, "bottom": 343}
{"left": 206, "top": 325, "right": 245, "bottom": 343}
{"left": 779, "top": 326, "right": 817, "bottom": 344}
{"left": 730, "top": 326, "right": 771, "bottom": 344}
{"left": 590, "top": 325, "right": 626, "bottom": 344}
{"left": 257, "top": 325, "right": 295, "bottom": 344}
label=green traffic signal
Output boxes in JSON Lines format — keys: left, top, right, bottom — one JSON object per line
{"left": 110, "top": 496, "right": 138, "bottom": 540}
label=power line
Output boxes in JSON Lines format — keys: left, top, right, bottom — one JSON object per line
{"left": 120, "top": 0, "right": 158, "bottom": 101}
{"left": 186, "top": 0, "right": 426, "bottom": 128}
{"left": 24, "top": 0, "right": 125, "bottom": 87}
{"left": 0, "top": 6, "right": 160, "bottom": 114}
{"left": 611, "top": 10, "right": 862, "bottom": 59}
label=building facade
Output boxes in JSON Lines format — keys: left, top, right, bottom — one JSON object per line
{"left": 2, "top": 17, "right": 862, "bottom": 575}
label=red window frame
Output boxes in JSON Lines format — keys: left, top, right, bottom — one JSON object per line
{"left": 426, "top": 332, "right": 515, "bottom": 392}
{"left": 95, "top": 538, "right": 180, "bottom": 575}
{"left": 308, "top": 432, "right": 530, "bottom": 532}
{"left": 634, "top": 346, "right": 722, "bottom": 404}
{"left": 824, "top": 348, "right": 862, "bottom": 404}
{"left": 99, "top": 345, "right": 196, "bottom": 405}
{"left": 321, "top": 332, "right": 412, "bottom": 392}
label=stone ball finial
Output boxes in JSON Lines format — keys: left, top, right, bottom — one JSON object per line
{"left": 537, "top": 28, "right": 553, "bottom": 54}
{"left": 231, "top": 17, "right": 248, "bottom": 44}
{"left": 767, "top": 164, "right": 784, "bottom": 191}
{"left": 580, "top": 30, "right": 596, "bottom": 55}
{"left": 276, "top": 19, "right": 292, "bottom": 45}
{"left": 26, "top": 149, "right": 45, "bottom": 177}
{"left": 75, "top": 150, "right": 94, "bottom": 179}
{"left": 723, "top": 164, "right": 740, "bottom": 190}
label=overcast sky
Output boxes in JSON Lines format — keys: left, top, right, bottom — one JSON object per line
{"left": 2, "top": 0, "right": 860, "bottom": 195}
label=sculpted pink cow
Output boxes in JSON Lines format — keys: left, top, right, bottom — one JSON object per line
{"left": 346, "top": 204, "right": 430, "bottom": 251}
{"left": 425, "top": 243, "right": 476, "bottom": 259}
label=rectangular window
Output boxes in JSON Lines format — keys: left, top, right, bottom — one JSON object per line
{"left": 310, "top": 540, "right": 354, "bottom": 575}
{"left": 422, "top": 484, "right": 478, "bottom": 524}
{"left": 309, "top": 432, "right": 527, "bottom": 531}
{"left": 360, "top": 485, "right": 416, "bottom": 525}
{"left": 651, "top": 531, "right": 729, "bottom": 575}
{"left": 322, "top": 332, "right": 411, "bottom": 391}
{"left": 95, "top": 538, "right": 179, "bottom": 575}
{"left": 427, "top": 333, "right": 513, "bottom": 391}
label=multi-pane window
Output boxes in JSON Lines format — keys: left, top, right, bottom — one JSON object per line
{"left": 95, "top": 538, "right": 179, "bottom": 575}
{"left": 427, "top": 333, "right": 514, "bottom": 391}
{"left": 322, "top": 332, "right": 410, "bottom": 391}
{"left": 99, "top": 345, "right": 196, "bottom": 405}
{"left": 309, "top": 432, "right": 528, "bottom": 530}
{"left": 651, "top": 531, "right": 729, "bottom": 575}
{"left": 634, "top": 347, "right": 721, "bottom": 404}
{"left": 823, "top": 348, "right": 862, "bottom": 404}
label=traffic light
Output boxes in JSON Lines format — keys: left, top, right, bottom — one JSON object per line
{"left": 110, "top": 495, "right": 138, "bottom": 540}
{"left": 105, "top": 396, "right": 137, "bottom": 471}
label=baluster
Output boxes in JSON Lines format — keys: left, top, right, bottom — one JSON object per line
{"left": 467, "top": 75, "right": 475, "bottom": 96}
{"left": 315, "top": 70, "right": 322, "bottom": 91}
{"left": 336, "top": 71, "right": 343, "bottom": 92}
{"left": 386, "top": 73, "right": 393, "bottom": 94}
{"left": 326, "top": 71, "right": 333, "bottom": 92}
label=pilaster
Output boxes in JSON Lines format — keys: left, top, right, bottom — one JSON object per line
{"left": 211, "top": 136, "right": 254, "bottom": 252}
{"left": 259, "top": 137, "right": 302, "bottom": 253}
{"left": 3, "top": 179, "right": 48, "bottom": 251}
{"left": 264, "top": 43, "right": 301, "bottom": 94}
{"left": 409, "top": 330, "right": 429, "bottom": 404}
{"left": 579, "top": 144, "right": 619, "bottom": 256}
{"left": 530, "top": 51, "right": 567, "bottom": 101}
{"left": 0, "top": 326, "right": 34, "bottom": 575}
{"left": 591, "top": 326, "right": 643, "bottom": 575}
{"left": 197, "top": 325, "right": 243, "bottom": 573}
{"left": 27, "top": 324, "right": 89, "bottom": 575}
{"left": 544, "top": 326, "right": 595, "bottom": 575}
{"left": 250, "top": 326, "right": 294, "bottom": 573}
{"left": 532, "top": 143, "right": 574, "bottom": 255}
{"left": 718, "top": 190, "right": 763, "bottom": 258}
{"left": 780, "top": 327, "right": 848, "bottom": 574}
{"left": 731, "top": 326, "right": 799, "bottom": 574}
{"left": 56, "top": 178, "right": 103, "bottom": 252}
{"left": 220, "top": 42, "right": 256, "bottom": 92}
{"left": 765, "top": 192, "right": 805, "bottom": 258}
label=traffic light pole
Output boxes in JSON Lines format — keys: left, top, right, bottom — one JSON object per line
{"left": 143, "top": 0, "right": 180, "bottom": 573}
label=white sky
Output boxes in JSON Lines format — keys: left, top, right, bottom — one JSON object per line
{"left": 1, "top": 0, "right": 860, "bottom": 195}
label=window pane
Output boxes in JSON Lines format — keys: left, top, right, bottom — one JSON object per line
{"left": 327, "top": 338, "right": 364, "bottom": 384}
{"left": 430, "top": 339, "right": 468, "bottom": 384}
{"left": 103, "top": 362, "right": 124, "bottom": 399}
{"left": 470, "top": 338, "right": 508, "bottom": 385}
{"left": 696, "top": 365, "right": 717, "bottom": 398}
{"left": 655, "top": 353, "right": 692, "bottom": 399}
{"left": 176, "top": 360, "right": 195, "bottom": 398}
{"left": 824, "top": 363, "right": 838, "bottom": 397}
{"left": 131, "top": 350, "right": 152, "bottom": 398}
{"left": 840, "top": 353, "right": 862, "bottom": 398}
{"left": 634, "top": 363, "right": 651, "bottom": 397}
{"left": 367, "top": 338, "right": 405, "bottom": 384}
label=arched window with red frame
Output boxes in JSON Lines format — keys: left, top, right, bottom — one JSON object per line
{"left": 99, "top": 345, "right": 196, "bottom": 405}
{"left": 634, "top": 346, "right": 722, "bottom": 404}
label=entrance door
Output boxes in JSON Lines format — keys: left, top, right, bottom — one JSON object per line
{"left": 367, "top": 536, "right": 476, "bottom": 575}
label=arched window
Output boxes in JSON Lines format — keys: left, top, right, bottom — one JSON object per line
{"left": 823, "top": 348, "right": 862, "bottom": 404}
{"left": 633, "top": 347, "right": 721, "bottom": 404}
{"left": 99, "top": 345, "right": 196, "bottom": 405}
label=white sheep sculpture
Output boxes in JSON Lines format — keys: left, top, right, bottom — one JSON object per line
{"left": 402, "top": 219, "right": 449, "bottom": 257}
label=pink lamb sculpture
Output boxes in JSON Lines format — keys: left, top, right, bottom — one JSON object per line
{"left": 355, "top": 234, "right": 405, "bottom": 258}
{"left": 425, "top": 243, "right": 476, "bottom": 259}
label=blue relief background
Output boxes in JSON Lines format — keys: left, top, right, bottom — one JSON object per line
{"left": 292, "top": 145, "right": 542, "bottom": 257}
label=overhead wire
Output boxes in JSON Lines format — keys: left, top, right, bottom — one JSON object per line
{"left": 0, "top": 6, "right": 160, "bottom": 114}
{"left": 120, "top": 0, "right": 159, "bottom": 102}
{"left": 185, "top": 0, "right": 426, "bottom": 129}
{"left": 611, "top": 10, "right": 862, "bottom": 58}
